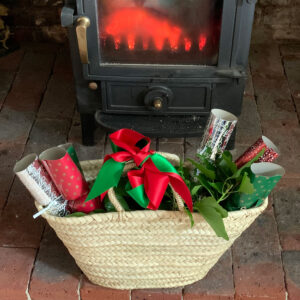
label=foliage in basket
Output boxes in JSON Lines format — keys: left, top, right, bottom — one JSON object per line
{"left": 67, "top": 147, "right": 265, "bottom": 241}
{"left": 177, "top": 147, "right": 265, "bottom": 240}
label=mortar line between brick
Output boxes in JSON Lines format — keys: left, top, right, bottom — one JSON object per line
{"left": 0, "top": 50, "right": 26, "bottom": 113}
{"left": 156, "top": 138, "right": 160, "bottom": 151}
{"left": 19, "top": 47, "right": 58, "bottom": 150}
{"left": 77, "top": 273, "right": 83, "bottom": 300}
{"left": 25, "top": 225, "right": 46, "bottom": 300}
{"left": 270, "top": 193, "right": 289, "bottom": 298}
{"left": 231, "top": 248, "right": 236, "bottom": 299}
{"left": 279, "top": 45, "right": 300, "bottom": 124}
{"left": 34, "top": 52, "right": 58, "bottom": 117}
{"left": 183, "top": 137, "right": 187, "bottom": 161}
{"left": 67, "top": 106, "right": 79, "bottom": 142}
{"left": 0, "top": 245, "right": 37, "bottom": 249}
{"left": 103, "top": 131, "right": 109, "bottom": 154}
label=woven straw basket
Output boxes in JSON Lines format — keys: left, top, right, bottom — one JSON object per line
{"left": 36, "top": 152, "right": 268, "bottom": 290}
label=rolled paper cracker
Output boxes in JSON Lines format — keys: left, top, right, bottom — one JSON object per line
{"left": 225, "top": 162, "right": 285, "bottom": 211}
{"left": 14, "top": 154, "right": 61, "bottom": 206}
{"left": 58, "top": 143, "right": 83, "bottom": 174}
{"left": 14, "top": 154, "right": 68, "bottom": 217}
{"left": 199, "top": 109, "right": 238, "bottom": 161}
{"left": 235, "top": 136, "right": 279, "bottom": 168}
{"left": 40, "top": 147, "right": 100, "bottom": 213}
{"left": 67, "top": 194, "right": 101, "bottom": 214}
{"left": 39, "top": 147, "right": 89, "bottom": 201}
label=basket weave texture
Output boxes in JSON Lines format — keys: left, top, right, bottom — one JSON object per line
{"left": 36, "top": 153, "right": 268, "bottom": 290}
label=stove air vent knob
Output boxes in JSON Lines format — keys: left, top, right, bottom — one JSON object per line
{"left": 144, "top": 86, "right": 173, "bottom": 113}
{"left": 153, "top": 98, "right": 163, "bottom": 109}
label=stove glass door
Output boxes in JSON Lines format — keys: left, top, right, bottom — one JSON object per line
{"left": 98, "top": 0, "right": 223, "bottom": 65}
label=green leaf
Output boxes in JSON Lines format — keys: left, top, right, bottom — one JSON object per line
{"left": 66, "top": 212, "right": 87, "bottom": 218}
{"left": 208, "top": 182, "right": 223, "bottom": 194}
{"left": 196, "top": 153, "right": 216, "bottom": 171}
{"left": 232, "top": 149, "right": 265, "bottom": 179}
{"left": 104, "top": 193, "right": 130, "bottom": 212}
{"left": 238, "top": 172, "right": 255, "bottom": 194}
{"left": 194, "top": 197, "right": 229, "bottom": 240}
{"left": 188, "top": 158, "right": 216, "bottom": 180}
{"left": 184, "top": 207, "right": 194, "bottom": 228}
{"left": 222, "top": 151, "right": 237, "bottom": 174}
{"left": 216, "top": 151, "right": 237, "bottom": 178}
{"left": 115, "top": 193, "right": 130, "bottom": 211}
{"left": 191, "top": 185, "right": 202, "bottom": 196}
{"left": 197, "top": 174, "right": 217, "bottom": 199}
{"left": 89, "top": 209, "right": 106, "bottom": 214}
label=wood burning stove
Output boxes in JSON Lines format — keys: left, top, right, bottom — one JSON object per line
{"left": 61, "top": 0, "right": 257, "bottom": 146}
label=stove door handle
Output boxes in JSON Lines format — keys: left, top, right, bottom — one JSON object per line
{"left": 76, "top": 17, "right": 90, "bottom": 64}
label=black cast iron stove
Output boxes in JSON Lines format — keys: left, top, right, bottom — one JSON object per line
{"left": 61, "top": 0, "right": 257, "bottom": 146}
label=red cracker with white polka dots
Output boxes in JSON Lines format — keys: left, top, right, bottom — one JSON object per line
{"left": 42, "top": 152, "right": 89, "bottom": 201}
{"left": 41, "top": 152, "right": 100, "bottom": 213}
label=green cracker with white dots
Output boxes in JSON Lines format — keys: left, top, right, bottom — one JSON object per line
{"left": 225, "top": 163, "right": 285, "bottom": 211}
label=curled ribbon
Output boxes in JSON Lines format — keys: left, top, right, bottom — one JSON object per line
{"left": 87, "top": 129, "right": 193, "bottom": 211}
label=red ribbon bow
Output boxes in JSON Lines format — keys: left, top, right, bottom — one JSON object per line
{"left": 89, "top": 129, "right": 193, "bottom": 211}
{"left": 106, "top": 129, "right": 154, "bottom": 167}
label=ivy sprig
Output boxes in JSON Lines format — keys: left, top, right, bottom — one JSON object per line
{"left": 183, "top": 148, "right": 265, "bottom": 240}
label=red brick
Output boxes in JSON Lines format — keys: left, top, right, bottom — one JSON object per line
{"left": 185, "top": 137, "right": 200, "bottom": 160}
{"left": 29, "top": 226, "right": 80, "bottom": 300}
{"left": 250, "top": 44, "right": 286, "bottom": 77}
{"left": 0, "top": 143, "right": 25, "bottom": 168}
{"left": 11, "top": 7, "right": 60, "bottom": 27}
{"left": 80, "top": 276, "right": 130, "bottom": 300}
{"left": 183, "top": 250, "right": 234, "bottom": 300}
{"left": 244, "top": 66, "right": 255, "bottom": 98}
{"left": 38, "top": 25, "right": 68, "bottom": 44}
{"left": 0, "top": 107, "right": 35, "bottom": 145}
{"left": 68, "top": 112, "right": 106, "bottom": 161}
{"left": 0, "top": 179, "right": 45, "bottom": 247}
{"left": 250, "top": 44, "right": 299, "bottom": 124}
{"left": 159, "top": 137, "right": 185, "bottom": 144}
{"left": 232, "top": 212, "right": 286, "bottom": 299}
{"left": 0, "top": 71, "right": 14, "bottom": 110}
{"left": 4, "top": 51, "right": 55, "bottom": 112}
{"left": 24, "top": 118, "right": 71, "bottom": 154}
{"left": 277, "top": 178, "right": 300, "bottom": 189}
{"left": 0, "top": 49, "right": 24, "bottom": 72}
{"left": 21, "top": 42, "right": 60, "bottom": 54}
{"left": 273, "top": 188, "right": 300, "bottom": 251}
{"left": 0, "top": 168, "right": 15, "bottom": 210}
{"left": 235, "top": 95, "right": 262, "bottom": 146}
{"left": 0, "top": 143, "right": 25, "bottom": 209}
{"left": 0, "top": 247, "right": 36, "bottom": 300}
{"left": 38, "top": 49, "right": 75, "bottom": 120}
{"left": 158, "top": 140, "right": 184, "bottom": 159}
{"left": 282, "top": 251, "right": 300, "bottom": 300}
{"left": 283, "top": 56, "right": 300, "bottom": 121}
{"left": 260, "top": 120, "right": 300, "bottom": 178}
{"left": 280, "top": 44, "right": 300, "bottom": 58}
{"left": 132, "top": 287, "right": 182, "bottom": 300}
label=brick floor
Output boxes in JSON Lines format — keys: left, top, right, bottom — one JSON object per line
{"left": 0, "top": 41, "right": 299, "bottom": 299}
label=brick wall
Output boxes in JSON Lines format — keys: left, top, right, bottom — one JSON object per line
{"left": 7, "top": 0, "right": 300, "bottom": 44}
{"left": 253, "top": 0, "right": 300, "bottom": 42}
{"left": 9, "top": 0, "right": 67, "bottom": 43}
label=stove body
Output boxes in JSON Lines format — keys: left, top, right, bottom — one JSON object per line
{"left": 61, "top": 0, "right": 257, "bottom": 146}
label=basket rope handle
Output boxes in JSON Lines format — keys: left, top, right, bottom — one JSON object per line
{"left": 107, "top": 152, "right": 186, "bottom": 213}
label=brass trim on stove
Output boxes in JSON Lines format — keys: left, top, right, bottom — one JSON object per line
{"left": 76, "top": 17, "right": 90, "bottom": 64}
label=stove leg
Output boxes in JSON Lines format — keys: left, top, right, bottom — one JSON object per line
{"left": 80, "top": 113, "right": 95, "bottom": 146}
